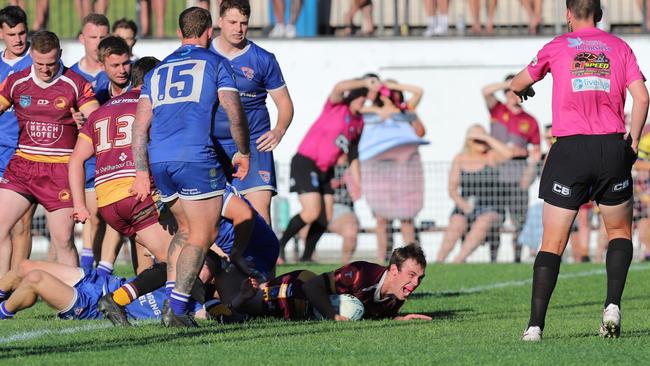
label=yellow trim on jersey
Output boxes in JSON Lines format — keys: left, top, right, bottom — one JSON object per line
{"left": 96, "top": 176, "right": 135, "bottom": 207}
{"left": 78, "top": 133, "right": 93, "bottom": 144}
{"left": 15, "top": 150, "right": 69, "bottom": 163}
{"left": 79, "top": 100, "right": 99, "bottom": 111}
{"left": 0, "top": 95, "right": 11, "bottom": 109}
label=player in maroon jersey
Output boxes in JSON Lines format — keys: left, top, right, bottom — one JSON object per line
{"left": 226, "top": 244, "right": 432, "bottom": 321}
{"left": 0, "top": 31, "right": 99, "bottom": 276}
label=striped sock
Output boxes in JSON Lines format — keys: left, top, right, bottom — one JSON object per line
{"left": 112, "top": 283, "right": 138, "bottom": 306}
{"left": 165, "top": 281, "right": 175, "bottom": 299}
{"left": 80, "top": 248, "right": 94, "bottom": 271}
{"left": 0, "top": 301, "right": 14, "bottom": 319}
{"left": 0, "top": 289, "right": 7, "bottom": 301}
{"left": 96, "top": 261, "right": 114, "bottom": 277}
{"left": 169, "top": 290, "right": 190, "bottom": 315}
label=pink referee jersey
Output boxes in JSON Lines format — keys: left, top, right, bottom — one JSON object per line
{"left": 297, "top": 100, "right": 363, "bottom": 172}
{"left": 527, "top": 27, "right": 645, "bottom": 137}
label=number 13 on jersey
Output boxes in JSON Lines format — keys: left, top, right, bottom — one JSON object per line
{"left": 151, "top": 60, "right": 205, "bottom": 107}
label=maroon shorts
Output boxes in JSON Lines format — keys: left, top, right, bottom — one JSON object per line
{"left": 98, "top": 194, "right": 160, "bottom": 237}
{"left": 0, "top": 155, "right": 72, "bottom": 212}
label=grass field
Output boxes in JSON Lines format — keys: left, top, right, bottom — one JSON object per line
{"left": 1, "top": 262, "right": 650, "bottom": 365}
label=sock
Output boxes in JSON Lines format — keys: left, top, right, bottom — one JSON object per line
{"left": 113, "top": 283, "right": 139, "bottom": 307}
{"left": 0, "top": 289, "right": 6, "bottom": 301}
{"left": 165, "top": 281, "right": 175, "bottom": 299}
{"left": 279, "top": 215, "right": 307, "bottom": 253}
{"left": 528, "top": 251, "right": 561, "bottom": 330}
{"left": 605, "top": 238, "right": 633, "bottom": 307}
{"left": 130, "top": 262, "right": 167, "bottom": 296}
{"left": 0, "top": 301, "right": 14, "bottom": 319}
{"left": 301, "top": 221, "right": 326, "bottom": 262}
{"left": 169, "top": 289, "right": 190, "bottom": 315}
{"left": 96, "top": 261, "right": 114, "bottom": 277}
{"left": 437, "top": 14, "right": 449, "bottom": 29}
{"left": 80, "top": 248, "right": 94, "bottom": 271}
{"left": 427, "top": 16, "right": 436, "bottom": 28}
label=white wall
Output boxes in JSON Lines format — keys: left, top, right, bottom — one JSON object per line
{"left": 61, "top": 35, "right": 650, "bottom": 164}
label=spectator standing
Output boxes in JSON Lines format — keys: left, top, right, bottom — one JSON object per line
{"left": 269, "top": 0, "right": 303, "bottom": 38}
{"left": 75, "top": 0, "right": 108, "bottom": 22}
{"left": 328, "top": 155, "right": 360, "bottom": 264}
{"left": 8, "top": 0, "right": 48, "bottom": 32}
{"left": 637, "top": 0, "right": 650, "bottom": 32}
{"left": 469, "top": 0, "right": 497, "bottom": 35}
{"left": 521, "top": 0, "right": 543, "bottom": 34}
{"left": 139, "top": 0, "right": 165, "bottom": 38}
{"left": 342, "top": 0, "right": 374, "bottom": 36}
{"left": 423, "top": 0, "right": 449, "bottom": 37}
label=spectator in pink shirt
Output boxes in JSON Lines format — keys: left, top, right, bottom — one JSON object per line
{"left": 511, "top": 0, "right": 649, "bottom": 342}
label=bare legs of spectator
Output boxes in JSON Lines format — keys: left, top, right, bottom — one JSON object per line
{"left": 637, "top": 216, "right": 650, "bottom": 261}
{"left": 270, "top": 0, "right": 303, "bottom": 38}
{"left": 594, "top": 215, "right": 608, "bottom": 263}
{"left": 570, "top": 205, "right": 591, "bottom": 262}
{"left": 75, "top": 0, "right": 108, "bottom": 22}
{"left": 453, "top": 212, "right": 499, "bottom": 263}
{"left": 521, "top": 0, "right": 542, "bottom": 34}
{"left": 375, "top": 216, "right": 390, "bottom": 263}
{"left": 342, "top": 0, "right": 374, "bottom": 36}
{"left": 637, "top": 0, "right": 650, "bottom": 31}
{"left": 436, "top": 214, "right": 467, "bottom": 262}
{"left": 140, "top": 0, "right": 165, "bottom": 38}
{"left": 469, "top": 0, "right": 497, "bottom": 35}
{"left": 423, "top": 0, "right": 449, "bottom": 36}
{"left": 9, "top": 204, "right": 37, "bottom": 272}
{"left": 10, "top": 0, "right": 49, "bottom": 31}
{"left": 328, "top": 211, "right": 358, "bottom": 264}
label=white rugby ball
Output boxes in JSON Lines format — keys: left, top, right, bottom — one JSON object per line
{"left": 313, "top": 294, "right": 365, "bottom": 321}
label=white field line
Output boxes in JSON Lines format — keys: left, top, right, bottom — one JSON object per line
{"left": 435, "top": 264, "right": 650, "bottom": 296}
{"left": 0, "top": 320, "right": 155, "bottom": 345}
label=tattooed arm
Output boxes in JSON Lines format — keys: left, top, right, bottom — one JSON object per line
{"left": 219, "top": 90, "right": 251, "bottom": 179}
{"left": 130, "top": 97, "right": 153, "bottom": 201}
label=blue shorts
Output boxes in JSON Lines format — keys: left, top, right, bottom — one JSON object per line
{"left": 150, "top": 161, "right": 226, "bottom": 203}
{"left": 244, "top": 215, "right": 280, "bottom": 280}
{"left": 219, "top": 141, "right": 276, "bottom": 195}
{"left": 0, "top": 145, "right": 15, "bottom": 177}
{"left": 84, "top": 157, "right": 96, "bottom": 191}
{"left": 58, "top": 269, "right": 105, "bottom": 320}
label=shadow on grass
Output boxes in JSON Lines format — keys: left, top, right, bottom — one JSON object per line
{"left": 0, "top": 318, "right": 440, "bottom": 360}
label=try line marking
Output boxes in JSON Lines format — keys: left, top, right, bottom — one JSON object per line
{"left": 0, "top": 320, "right": 155, "bottom": 345}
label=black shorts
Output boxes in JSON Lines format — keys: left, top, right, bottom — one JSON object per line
{"left": 539, "top": 134, "right": 636, "bottom": 210}
{"left": 289, "top": 154, "right": 334, "bottom": 195}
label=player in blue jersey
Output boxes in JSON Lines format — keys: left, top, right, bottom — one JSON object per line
{"left": 131, "top": 7, "right": 250, "bottom": 327}
{"left": 211, "top": 0, "right": 294, "bottom": 224}
{"left": 0, "top": 6, "right": 37, "bottom": 278}
{"left": 0, "top": 259, "right": 201, "bottom": 321}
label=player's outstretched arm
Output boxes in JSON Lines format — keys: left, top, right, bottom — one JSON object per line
{"left": 628, "top": 79, "right": 650, "bottom": 152}
{"left": 303, "top": 273, "right": 339, "bottom": 320}
{"left": 394, "top": 313, "right": 432, "bottom": 321}
{"left": 68, "top": 137, "right": 95, "bottom": 223}
{"left": 257, "top": 87, "right": 294, "bottom": 152}
{"left": 219, "top": 90, "right": 251, "bottom": 179}
{"left": 509, "top": 69, "right": 536, "bottom": 102}
{"left": 131, "top": 98, "right": 153, "bottom": 201}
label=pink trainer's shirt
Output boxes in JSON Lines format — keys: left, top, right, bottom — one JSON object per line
{"left": 297, "top": 100, "right": 363, "bottom": 172}
{"left": 527, "top": 27, "right": 645, "bottom": 137}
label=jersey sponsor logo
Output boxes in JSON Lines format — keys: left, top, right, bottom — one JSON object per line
{"left": 518, "top": 120, "right": 530, "bottom": 134}
{"left": 572, "top": 77, "right": 610, "bottom": 93}
{"left": 240, "top": 66, "right": 255, "bottom": 80}
{"left": 54, "top": 96, "right": 68, "bottom": 110}
{"left": 341, "top": 269, "right": 357, "bottom": 286}
{"left": 310, "top": 171, "right": 319, "bottom": 188}
{"left": 567, "top": 37, "right": 611, "bottom": 52}
{"left": 552, "top": 181, "right": 571, "bottom": 197}
{"left": 0, "top": 177, "right": 8, "bottom": 184}
{"left": 37, "top": 99, "right": 50, "bottom": 106}
{"left": 530, "top": 56, "right": 538, "bottom": 67}
{"left": 19, "top": 95, "right": 31, "bottom": 107}
{"left": 240, "top": 92, "right": 257, "bottom": 98}
{"left": 58, "top": 189, "right": 71, "bottom": 202}
{"left": 612, "top": 179, "right": 630, "bottom": 192}
{"left": 259, "top": 170, "right": 270, "bottom": 183}
{"left": 334, "top": 134, "right": 350, "bottom": 154}
{"left": 73, "top": 307, "right": 84, "bottom": 316}
{"left": 571, "top": 52, "right": 610, "bottom": 77}
{"left": 119, "top": 152, "right": 127, "bottom": 162}
{"left": 26, "top": 121, "right": 63, "bottom": 145}
{"left": 137, "top": 292, "right": 163, "bottom": 316}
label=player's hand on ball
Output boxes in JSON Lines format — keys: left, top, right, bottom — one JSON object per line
{"left": 129, "top": 172, "right": 151, "bottom": 202}
{"left": 71, "top": 206, "right": 91, "bottom": 223}
{"left": 334, "top": 314, "right": 350, "bottom": 321}
{"left": 232, "top": 151, "right": 250, "bottom": 179}
{"left": 256, "top": 128, "right": 284, "bottom": 152}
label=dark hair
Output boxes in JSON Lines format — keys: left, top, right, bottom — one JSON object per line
{"left": 388, "top": 244, "right": 427, "bottom": 271}
{"left": 343, "top": 87, "right": 368, "bottom": 105}
{"left": 131, "top": 56, "right": 160, "bottom": 87}
{"left": 98, "top": 36, "right": 130, "bottom": 63}
{"left": 0, "top": 6, "right": 26, "bottom": 29}
{"left": 504, "top": 74, "right": 515, "bottom": 81}
{"left": 219, "top": 0, "right": 251, "bottom": 17}
{"left": 31, "top": 31, "right": 60, "bottom": 54}
{"left": 566, "top": 0, "right": 603, "bottom": 22}
{"left": 179, "top": 7, "right": 212, "bottom": 38}
{"left": 112, "top": 17, "right": 138, "bottom": 36}
{"left": 82, "top": 13, "right": 110, "bottom": 29}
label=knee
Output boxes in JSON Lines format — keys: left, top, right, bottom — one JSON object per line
{"left": 23, "top": 270, "right": 43, "bottom": 286}
{"left": 17, "top": 260, "right": 34, "bottom": 278}
{"left": 300, "top": 210, "right": 320, "bottom": 224}
{"left": 342, "top": 224, "right": 358, "bottom": 240}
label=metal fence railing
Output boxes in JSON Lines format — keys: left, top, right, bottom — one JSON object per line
{"left": 2, "top": 0, "right": 648, "bottom": 39}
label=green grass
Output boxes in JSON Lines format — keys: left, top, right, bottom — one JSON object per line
{"left": 2, "top": 263, "right": 650, "bottom": 365}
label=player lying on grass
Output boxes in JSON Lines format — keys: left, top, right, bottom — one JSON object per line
{"left": 218, "top": 244, "right": 432, "bottom": 321}
{"left": 0, "top": 259, "right": 203, "bottom": 321}
{"left": 99, "top": 184, "right": 279, "bottom": 326}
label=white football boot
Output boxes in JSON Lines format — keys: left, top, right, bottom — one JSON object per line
{"left": 599, "top": 303, "right": 621, "bottom": 338}
{"left": 521, "top": 326, "right": 543, "bottom": 342}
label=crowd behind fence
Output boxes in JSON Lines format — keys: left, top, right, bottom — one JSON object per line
{"left": 3, "top": 0, "right": 648, "bottom": 39}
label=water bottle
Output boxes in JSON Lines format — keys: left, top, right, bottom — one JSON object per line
{"left": 456, "top": 14, "right": 466, "bottom": 36}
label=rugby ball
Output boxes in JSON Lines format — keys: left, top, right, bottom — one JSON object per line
{"left": 314, "top": 294, "right": 365, "bottom": 321}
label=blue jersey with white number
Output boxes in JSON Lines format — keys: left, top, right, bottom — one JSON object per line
{"left": 210, "top": 40, "right": 285, "bottom": 143}
{"left": 0, "top": 48, "right": 31, "bottom": 147}
{"left": 141, "top": 44, "right": 238, "bottom": 163}
{"left": 70, "top": 61, "right": 110, "bottom": 93}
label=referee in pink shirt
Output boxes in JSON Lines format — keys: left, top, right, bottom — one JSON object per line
{"left": 511, "top": 0, "right": 649, "bottom": 341}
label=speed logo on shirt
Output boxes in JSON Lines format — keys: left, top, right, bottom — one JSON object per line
{"left": 571, "top": 52, "right": 610, "bottom": 77}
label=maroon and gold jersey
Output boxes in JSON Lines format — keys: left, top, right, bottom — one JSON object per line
{"left": 325, "top": 261, "right": 404, "bottom": 319}
{"left": 489, "top": 101, "right": 540, "bottom": 150}
{"left": 262, "top": 270, "right": 317, "bottom": 320}
{"left": 79, "top": 89, "right": 139, "bottom": 207}
{"left": 0, "top": 65, "right": 96, "bottom": 163}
